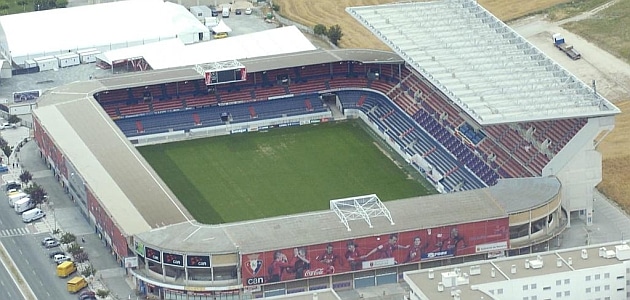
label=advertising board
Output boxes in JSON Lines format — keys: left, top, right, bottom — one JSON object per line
{"left": 241, "top": 218, "right": 509, "bottom": 286}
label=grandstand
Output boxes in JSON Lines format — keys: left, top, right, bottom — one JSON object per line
{"left": 30, "top": 0, "right": 619, "bottom": 298}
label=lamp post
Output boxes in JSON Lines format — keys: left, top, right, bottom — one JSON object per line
{"left": 50, "top": 201, "right": 56, "bottom": 232}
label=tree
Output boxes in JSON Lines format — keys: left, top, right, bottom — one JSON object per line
{"left": 81, "top": 264, "right": 97, "bottom": 277}
{"left": 55, "top": 0, "right": 67, "bottom": 7}
{"left": 67, "top": 242, "right": 83, "bottom": 254}
{"left": 25, "top": 182, "right": 47, "bottom": 206}
{"left": 73, "top": 251, "right": 89, "bottom": 263}
{"left": 17, "top": 0, "right": 27, "bottom": 12}
{"left": 271, "top": 4, "right": 280, "bottom": 12}
{"left": 0, "top": 3, "right": 9, "bottom": 13}
{"left": 314, "top": 24, "right": 327, "bottom": 36}
{"left": 19, "top": 170, "right": 32, "bottom": 185}
{"left": 1, "top": 145, "right": 10, "bottom": 159}
{"left": 96, "top": 290, "right": 110, "bottom": 298}
{"left": 60, "top": 232, "right": 77, "bottom": 245}
{"left": 7, "top": 115, "right": 20, "bottom": 125}
{"left": 327, "top": 25, "right": 343, "bottom": 46}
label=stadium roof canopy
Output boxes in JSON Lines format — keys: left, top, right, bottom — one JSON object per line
{"left": 347, "top": 0, "right": 620, "bottom": 125}
{"left": 0, "top": 0, "right": 208, "bottom": 66}
{"left": 99, "top": 26, "right": 318, "bottom": 70}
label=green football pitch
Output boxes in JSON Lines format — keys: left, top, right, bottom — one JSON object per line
{"left": 138, "top": 120, "right": 434, "bottom": 224}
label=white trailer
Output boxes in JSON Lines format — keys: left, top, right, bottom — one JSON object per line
{"left": 56, "top": 53, "right": 80, "bottom": 68}
{"left": 190, "top": 5, "right": 213, "bottom": 22}
{"left": 24, "top": 60, "right": 37, "bottom": 68}
{"left": 78, "top": 50, "right": 100, "bottom": 64}
{"left": 33, "top": 56, "right": 58, "bottom": 71}
{"left": 14, "top": 197, "right": 34, "bottom": 214}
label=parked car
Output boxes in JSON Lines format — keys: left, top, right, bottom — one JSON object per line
{"left": 245, "top": 7, "right": 252, "bottom": 15}
{"left": 41, "top": 236, "right": 55, "bottom": 246}
{"left": 235, "top": 8, "right": 241, "bottom": 15}
{"left": 213, "top": 32, "right": 228, "bottom": 39}
{"left": 5, "top": 181, "right": 21, "bottom": 192}
{"left": 53, "top": 254, "right": 71, "bottom": 265}
{"left": 48, "top": 250, "right": 65, "bottom": 259}
{"left": 78, "top": 290, "right": 96, "bottom": 300}
{"left": 0, "top": 122, "right": 16, "bottom": 130}
{"left": 45, "top": 240, "right": 60, "bottom": 248}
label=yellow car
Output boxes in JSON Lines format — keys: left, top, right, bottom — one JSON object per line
{"left": 213, "top": 32, "right": 228, "bottom": 39}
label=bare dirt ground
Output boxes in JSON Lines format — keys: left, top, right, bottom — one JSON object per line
{"left": 274, "top": 0, "right": 630, "bottom": 212}
{"left": 508, "top": 9, "right": 630, "bottom": 212}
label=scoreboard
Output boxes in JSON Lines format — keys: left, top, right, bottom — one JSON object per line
{"left": 205, "top": 67, "right": 247, "bottom": 85}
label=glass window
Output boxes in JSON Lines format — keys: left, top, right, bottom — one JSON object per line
{"left": 564, "top": 279, "right": 570, "bottom": 284}
{"left": 604, "top": 273, "right": 610, "bottom": 279}
{"left": 586, "top": 275, "right": 591, "bottom": 281}
{"left": 586, "top": 287, "right": 591, "bottom": 293}
{"left": 556, "top": 280, "right": 561, "bottom": 286}
{"left": 556, "top": 291, "right": 562, "bottom": 297}
{"left": 523, "top": 285, "right": 528, "bottom": 291}
{"left": 531, "top": 283, "right": 537, "bottom": 289}
{"left": 595, "top": 286, "right": 601, "bottom": 292}
{"left": 543, "top": 286, "right": 551, "bottom": 291}
{"left": 595, "top": 274, "right": 601, "bottom": 280}
{"left": 564, "top": 291, "right": 570, "bottom": 296}
{"left": 605, "top": 285, "right": 610, "bottom": 291}
{"left": 531, "top": 296, "right": 537, "bottom": 300}
{"left": 497, "top": 288, "right": 503, "bottom": 295}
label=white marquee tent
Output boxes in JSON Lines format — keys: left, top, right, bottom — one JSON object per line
{"left": 0, "top": 0, "right": 209, "bottom": 66}
{"left": 98, "top": 26, "right": 317, "bottom": 71}
{"left": 212, "top": 20, "right": 232, "bottom": 34}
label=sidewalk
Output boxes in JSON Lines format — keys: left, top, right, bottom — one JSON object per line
{"left": 16, "top": 139, "right": 135, "bottom": 300}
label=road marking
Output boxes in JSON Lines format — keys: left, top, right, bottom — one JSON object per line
{"left": 0, "top": 241, "right": 37, "bottom": 300}
{"left": 0, "top": 228, "right": 29, "bottom": 238}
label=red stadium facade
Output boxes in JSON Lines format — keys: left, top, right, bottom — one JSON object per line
{"left": 241, "top": 218, "right": 509, "bottom": 286}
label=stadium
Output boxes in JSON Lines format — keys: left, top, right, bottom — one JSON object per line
{"left": 30, "top": 0, "right": 619, "bottom": 299}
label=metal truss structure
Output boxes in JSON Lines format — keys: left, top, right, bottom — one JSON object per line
{"left": 330, "top": 194, "right": 395, "bottom": 231}
{"left": 194, "top": 59, "right": 244, "bottom": 75}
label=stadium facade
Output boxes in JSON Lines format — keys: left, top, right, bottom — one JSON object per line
{"left": 30, "top": 0, "right": 618, "bottom": 299}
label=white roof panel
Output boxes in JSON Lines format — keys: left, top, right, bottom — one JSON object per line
{"left": 97, "top": 39, "right": 186, "bottom": 65}
{"left": 0, "top": 0, "right": 207, "bottom": 63}
{"left": 148, "top": 26, "right": 316, "bottom": 70}
{"left": 347, "top": 0, "right": 620, "bottom": 124}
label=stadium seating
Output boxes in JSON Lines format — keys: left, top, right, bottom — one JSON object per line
{"left": 104, "top": 62, "right": 589, "bottom": 194}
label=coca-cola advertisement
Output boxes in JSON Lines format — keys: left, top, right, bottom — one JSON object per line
{"left": 241, "top": 218, "right": 509, "bottom": 286}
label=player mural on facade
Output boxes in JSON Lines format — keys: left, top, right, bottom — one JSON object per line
{"left": 267, "top": 250, "right": 292, "bottom": 283}
{"left": 345, "top": 240, "right": 365, "bottom": 271}
{"left": 316, "top": 243, "right": 343, "bottom": 274}
{"left": 363, "top": 233, "right": 409, "bottom": 263}
{"left": 404, "top": 236, "right": 429, "bottom": 263}
{"left": 434, "top": 227, "right": 467, "bottom": 255}
{"left": 289, "top": 247, "right": 310, "bottom": 279}
{"left": 241, "top": 218, "right": 509, "bottom": 286}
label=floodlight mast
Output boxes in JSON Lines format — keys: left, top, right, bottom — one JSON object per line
{"left": 330, "top": 194, "right": 395, "bottom": 231}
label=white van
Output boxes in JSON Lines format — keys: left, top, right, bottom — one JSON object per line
{"left": 14, "top": 197, "right": 34, "bottom": 214}
{"left": 8, "top": 191, "right": 27, "bottom": 207}
{"left": 22, "top": 208, "right": 45, "bottom": 223}
{"left": 222, "top": 6, "right": 230, "bottom": 18}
